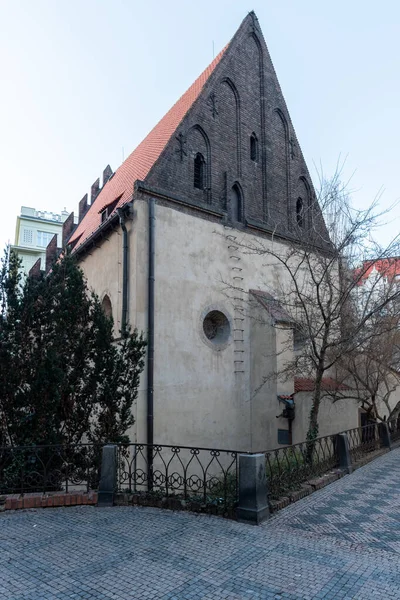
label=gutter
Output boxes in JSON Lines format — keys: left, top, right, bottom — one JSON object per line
{"left": 147, "top": 198, "right": 155, "bottom": 489}
{"left": 116, "top": 206, "right": 129, "bottom": 336}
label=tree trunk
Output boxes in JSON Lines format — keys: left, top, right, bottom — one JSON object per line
{"left": 304, "top": 365, "right": 324, "bottom": 465}
{"left": 307, "top": 363, "right": 324, "bottom": 442}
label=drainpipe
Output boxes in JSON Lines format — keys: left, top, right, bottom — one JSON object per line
{"left": 147, "top": 198, "right": 155, "bottom": 489}
{"left": 117, "top": 207, "right": 128, "bottom": 337}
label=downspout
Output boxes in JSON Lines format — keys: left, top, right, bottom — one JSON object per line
{"left": 117, "top": 207, "right": 128, "bottom": 336}
{"left": 147, "top": 198, "right": 155, "bottom": 489}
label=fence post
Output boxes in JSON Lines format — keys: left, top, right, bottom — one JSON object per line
{"left": 237, "top": 453, "right": 269, "bottom": 525}
{"left": 379, "top": 422, "right": 391, "bottom": 450}
{"left": 335, "top": 433, "right": 353, "bottom": 474}
{"left": 98, "top": 444, "right": 118, "bottom": 507}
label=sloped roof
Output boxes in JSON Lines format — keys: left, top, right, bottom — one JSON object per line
{"left": 294, "top": 377, "right": 351, "bottom": 392}
{"left": 355, "top": 258, "right": 400, "bottom": 286}
{"left": 250, "top": 289, "right": 296, "bottom": 325}
{"left": 69, "top": 46, "right": 228, "bottom": 250}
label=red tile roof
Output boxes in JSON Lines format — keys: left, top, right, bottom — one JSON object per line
{"left": 355, "top": 258, "right": 400, "bottom": 285}
{"left": 69, "top": 46, "right": 228, "bottom": 250}
{"left": 294, "top": 377, "right": 351, "bottom": 393}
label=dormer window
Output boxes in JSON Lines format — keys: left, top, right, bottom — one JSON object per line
{"left": 194, "top": 153, "right": 205, "bottom": 189}
{"left": 250, "top": 133, "right": 258, "bottom": 162}
{"left": 101, "top": 208, "right": 108, "bottom": 223}
{"left": 296, "top": 197, "right": 304, "bottom": 227}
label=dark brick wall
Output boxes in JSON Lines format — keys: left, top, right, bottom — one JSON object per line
{"left": 62, "top": 211, "right": 76, "bottom": 248}
{"left": 45, "top": 234, "right": 58, "bottom": 274}
{"left": 144, "top": 12, "right": 326, "bottom": 240}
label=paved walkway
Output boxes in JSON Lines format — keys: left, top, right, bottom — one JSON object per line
{"left": 1, "top": 450, "right": 400, "bottom": 599}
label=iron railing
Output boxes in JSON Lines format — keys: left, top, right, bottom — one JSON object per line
{"left": 264, "top": 434, "right": 338, "bottom": 501}
{"left": 0, "top": 443, "right": 102, "bottom": 495}
{"left": 388, "top": 418, "right": 400, "bottom": 444}
{"left": 117, "top": 443, "right": 239, "bottom": 510}
{"left": 345, "top": 423, "right": 380, "bottom": 463}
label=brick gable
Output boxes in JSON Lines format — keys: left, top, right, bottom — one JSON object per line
{"left": 71, "top": 11, "right": 327, "bottom": 253}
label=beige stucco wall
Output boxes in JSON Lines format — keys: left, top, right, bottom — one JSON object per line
{"left": 77, "top": 198, "right": 360, "bottom": 451}
{"left": 292, "top": 392, "right": 360, "bottom": 444}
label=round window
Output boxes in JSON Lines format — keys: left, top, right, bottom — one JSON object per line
{"left": 203, "top": 310, "right": 230, "bottom": 345}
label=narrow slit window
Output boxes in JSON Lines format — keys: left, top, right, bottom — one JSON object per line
{"left": 194, "top": 153, "right": 205, "bottom": 190}
{"left": 296, "top": 197, "right": 304, "bottom": 227}
{"left": 230, "top": 184, "right": 242, "bottom": 223}
{"left": 250, "top": 133, "right": 258, "bottom": 162}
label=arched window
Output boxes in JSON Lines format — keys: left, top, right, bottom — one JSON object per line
{"left": 194, "top": 153, "right": 205, "bottom": 189}
{"left": 296, "top": 197, "right": 304, "bottom": 227}
{"left": 250, "top": 133, "right": 258, "bottom": 162}
{"left": 230, "top": 184, "right": 242, "bottom": 223}
{"left": 101, "top": 294, "right": 112, "bottom": 319}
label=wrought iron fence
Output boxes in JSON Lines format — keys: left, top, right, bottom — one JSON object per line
{"left": 345, "top": 423, "right": 380, "bottom": 463}
{"left": 0, "top": 443, "right": 102, "bottom": 495}
{"left": 388, "top": 418, "right": 400, "bottom": 444}
{"left": 117, "top": 443, "right": 239, "bottom": 510}
{"left": 264, "top": 434, "right": 338, "bottom": 501}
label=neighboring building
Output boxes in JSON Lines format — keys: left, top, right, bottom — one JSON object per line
{"left": 12, "top": 206, "right": 71, "bottom": 274}
{"left": 356, "top": 258, "right": 400, "bottom": 302}
{"left": 352, "top": 257, "right": 400, "bottom": 422}
{"left": 42, "top": 12, "right": 360, "bottom": 450}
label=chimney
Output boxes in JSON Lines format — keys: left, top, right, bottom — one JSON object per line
{"left": 62, "top": 211, "right": 76, "bottom": 247}
{"left": 103, "top": 164, "right": 113, "bottom": 186}
{"left": 29, "top": 257, "right": 42, "bottom": 279}
{"left": 78, "top": 193, "right": 88, "bottom": 223}
{"left": 91, "top": 178, "right": 100, "bottom": 204}
{"left": 46, "top": 234, "right": 58, "bottom": 274}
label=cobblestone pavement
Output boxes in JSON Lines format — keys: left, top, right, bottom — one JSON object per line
{"left": 2, "top": 450, "right": 400, "bottom": 600}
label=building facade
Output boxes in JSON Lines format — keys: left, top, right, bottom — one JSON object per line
{"left": 45, "top": 13, "right": 360, "bottom": 450}
{"left": 12, "top": 206, "right": 71, "bottom": 274}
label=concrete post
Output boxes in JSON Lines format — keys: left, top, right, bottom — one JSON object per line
{"left": 379, "top": 422, "right": 392, "bottom": 450}
{"left": 98, "top": 444, "right": 118, "bottom": 507}
{"left": 335, "top": 433, "right": 353, "bottom": 474}
{"left": 237, "top": 453, "right": 269, "bottom": 525}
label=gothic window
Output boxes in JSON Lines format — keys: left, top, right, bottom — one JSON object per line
{"left": 296, "top": 197, "right": 304, "bottom": 227}
{"left": 230, "top": 184, "right": 242, "bottom": 223}
{"left": 101, "top": 294, "right": 112, "bottom": 319}
{"left": 250, "top": 133, "right": 258, "bottom": 162}
{"left": 194, "top": 153, "right": 205, "bottom": 189}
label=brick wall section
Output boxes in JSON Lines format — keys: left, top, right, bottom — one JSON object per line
{"left": 0, "top": 491, "right": 97, "bottom": 512}
{"left": 144, "top": 12, "right": 328, "bottom": 241}
{"left": 91, "top": 178, "right": 100, "bottom": 204}
{"left": 79, "top": 193, "right": 89, "bottom": 223}
{"left": 28, "top": 257, "right": 42, "bottom": 279}
{"left": 62, "top": 211, "right": 76, "bottom": 247}
{"left": 45, "top": 234, "right": 58, "bottom": 273}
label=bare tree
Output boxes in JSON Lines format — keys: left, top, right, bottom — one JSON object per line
{"left": 223, "top": 166, "right": 400, "bottom": 441}
{"left": 329, "top": 276, "right": 400, "bottom": 422}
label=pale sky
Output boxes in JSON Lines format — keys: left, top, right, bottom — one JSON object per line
{"left": 1, "top": 0, "right": 400, "bottom": 250}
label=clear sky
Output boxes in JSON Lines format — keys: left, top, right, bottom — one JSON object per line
{"left": 1, "top": 0, "right": 400, "bottom": 250}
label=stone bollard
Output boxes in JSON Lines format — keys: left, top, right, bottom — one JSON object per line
{"left": 237, "top": 453, "right": 269, "bottom": 525}
{"left": 98, "top": 444, "right": 118, "bottom": 507}
{"left": 379, "top": 422, "right": 392, "bottom": 450}
{"left": 335, "top": 433, "right": 353, "bottom": 474}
